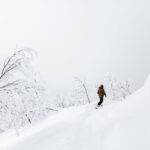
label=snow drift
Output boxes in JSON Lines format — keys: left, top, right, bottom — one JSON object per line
{"left": 0, "top": 74, "right": 150, "bottom": 150}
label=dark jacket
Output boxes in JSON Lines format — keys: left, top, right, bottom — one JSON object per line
{"left": 97, "top": 87, "right": 106, "bottom": 97}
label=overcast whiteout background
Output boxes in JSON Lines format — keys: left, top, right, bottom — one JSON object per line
{"left": 0, "top": 0, "right": 149, "bottom": 95}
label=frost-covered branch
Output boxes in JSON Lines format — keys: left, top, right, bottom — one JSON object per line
{"left": 74, "top": 77, "right": 91, "bottom": 104}
{"left": 0, "top": 80, "right": 20, "bottom": 89}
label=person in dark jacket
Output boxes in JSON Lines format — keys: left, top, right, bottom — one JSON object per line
{"left": 97, "top": 84, "right": 106, "bottom": 107}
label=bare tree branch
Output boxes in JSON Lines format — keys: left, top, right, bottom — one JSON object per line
{"left": 0, "top": 80, "right": 20, "bottom": 89}
{"left": 46, "top": 107, "right": 58, "bottom": 111}
{"left": 74, "top": 77, "right": 91, "bottom": 104}
{"left": 25, "top": 114, "right": 31, "bottom": 124}
{"left": 0, "top": 48, "right": 34, "bottom": 89}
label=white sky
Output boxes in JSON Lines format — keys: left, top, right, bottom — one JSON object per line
{"left": 0, "top": 0, "right": 150, "bottom": 94}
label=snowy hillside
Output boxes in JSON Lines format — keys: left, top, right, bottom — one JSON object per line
{"left": 0, "top": 75, "right": 150, "bottom": 150}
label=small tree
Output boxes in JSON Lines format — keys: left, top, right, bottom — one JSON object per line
{"left": 74, "top": 77, "right": 91, "bottom": 104}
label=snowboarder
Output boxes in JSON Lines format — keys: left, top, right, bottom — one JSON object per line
{"left": 96, "top": 84, "right": 106, "bottom": 108}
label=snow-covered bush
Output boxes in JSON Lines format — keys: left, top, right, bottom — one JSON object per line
{"left": 55, "top": 94, "right": 77, "bottom": 108}
{"left": 55, "top": 95, "right": 67, "bottom": 108}
{"left": 105, "top": 75, "right": 132, "bottom": 100}
{"left": 0, "top": 80, "right": 47, "bottom": 130}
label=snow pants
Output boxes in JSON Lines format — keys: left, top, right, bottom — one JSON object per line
{"left": 98, "top": 97, "right": 103, "bottom": 106}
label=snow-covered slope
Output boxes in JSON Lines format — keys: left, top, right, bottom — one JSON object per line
{"left": 0, "top": 75, "right": 150, "bottom": 150}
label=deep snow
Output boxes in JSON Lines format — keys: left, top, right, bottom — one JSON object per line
{"left": 0, "top": 75, "right": 150, "bottom": 150}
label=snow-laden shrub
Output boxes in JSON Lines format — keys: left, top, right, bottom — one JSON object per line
{"left": 0, "top": 80, "right": 47, "bottom": 130}
{"left": 105, "top": 75, "right": 132, "bottom": 100}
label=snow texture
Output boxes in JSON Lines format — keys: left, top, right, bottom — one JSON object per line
{"left": 0, "top": 75, "right": 150, "bottom": 150}
{"left": 0, "top": 129, "right": 4, "bottom": 133}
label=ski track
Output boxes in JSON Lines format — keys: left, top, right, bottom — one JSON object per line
{"left": 9, "top": 103, "right": 113, "bottom": 150}
{"left": 72, "top": 105, "right": 96, "bottom": 150}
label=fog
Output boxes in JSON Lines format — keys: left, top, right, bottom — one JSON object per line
{"left": 0, "top": 0, "right": 150, "bottom": 95}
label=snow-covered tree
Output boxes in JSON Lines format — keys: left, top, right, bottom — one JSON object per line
{"left": 105, "top": 75, "right": 132, "bottom": 100}
{"left": 70, "top": 77, "right": 91, "bottom": 105}
{"left": 0, "top": 49, "right": 51, "bottom": 131}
